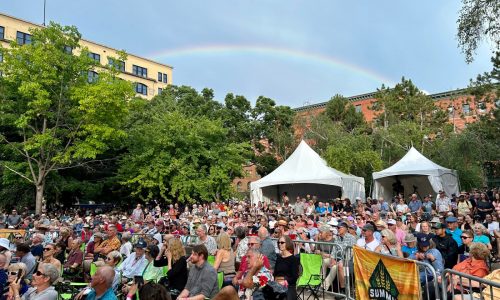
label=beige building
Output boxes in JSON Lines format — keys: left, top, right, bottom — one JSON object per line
{"left": 0, "top": 12, "right": 172, "bottom": 99}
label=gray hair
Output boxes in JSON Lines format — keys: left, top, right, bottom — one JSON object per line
{"left": 107, "top": 251, "right": 122, "bottom": 263}
{"left": 121, "top": 232, "right": 132, "bottom": 241}
{"left": 234, "top": 226, "right": 247, "bottom": 240}
{"left": 40, "top": 263, "right": 60, "bottom": 284}
{"left": 99, "top": 266, "right": 115, "bottom": 288}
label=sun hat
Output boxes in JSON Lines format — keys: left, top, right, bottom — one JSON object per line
{"left": 404, "top": 233, "right": 417, "bottom": 243}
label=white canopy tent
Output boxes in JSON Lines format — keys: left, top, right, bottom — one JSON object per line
{"left": 372, "top": 147, "right": 459, "bottom": 201}
{"left": 250, "top": 140, "right": 365, "bottom": 205}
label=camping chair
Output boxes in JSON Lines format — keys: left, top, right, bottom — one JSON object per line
{"left": 207, "top": 255, "right": 215, "bottom": 266}
{"left": 297, "top": 253, "right": 324, "bottom": 300}
{"left": 218, "top": 272, "right": 224, "bottom": 290}
{"left": 90, "top": 262, "right": 98, "bottom": 277}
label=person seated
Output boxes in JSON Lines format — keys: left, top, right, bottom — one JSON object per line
{"left": 8, "top": 263, "right": 59, "bottom": 300}
{"left": 77, "top": 265, "right": 117, "bottom": 300}
{"left": 472, "top": 224, "right": 492, "bottom": 250}
{"left": 0, "top": 254, "right": 8, "bottom": 297}
{"left": 14, "top": 244, "right": 36, "bottom": 281}
{"left": 214, "top": 249, "right": 273, "bottom": 300}
{"left": 0, "top": 239, "right": 13, "bottom": 269}
{"left": 39, "top": 243, "right": 62, "bottom": 273}
{"left": 63, "top": 238, "right": 84, "bottom": 277}
{"left": 141, "top": 245, "right": 163, "bottom": 283}
{"left": 100, "top": 250, "right": 122, "bottom": 292}
{"left": 120, "top": 232, "right": 133, "bottom": 258}
{"left": 154, "top": 238, "right": 188, "bottom": 297}
{"left": 447, "top": 243, "right": 490, "bottom": 296}
{"left": 116, "top": 240, "right": 148, "bottom": 283}
{"left": 177, "top": 244, "right": 219, "bottom": 300}
{"left": 375, "top": 229, "right": 403, "bottom": 257}
{"left": 94, "top": 225, "right": 121, "bottom": 260}
{"left": 409, "top": 234, "right": 444, "bottom": 283}
{"left": 2, "top": 262, "right": 29, "bottom": 300}
{"left": 232, "top": 236, "right": 271, "bottom": 287}
{"left": 402, "top": 233, "right": 418, "bottom": 258}
{"left": 126, "top": 282, "right": 172, "bottom": 300}
{"left": 213, "top": 232, "right": 236, "bottom": 285}
{"left": 29, "top": 234, "right": 44, "bottom": 260}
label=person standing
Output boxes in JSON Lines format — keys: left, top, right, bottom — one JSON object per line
{"left": 431, "top": 223, "right": 459, "bottom": 269}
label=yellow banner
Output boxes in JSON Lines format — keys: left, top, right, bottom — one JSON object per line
{"left": 0, "top": 229, "right": 26, "bottom": 239}
{"left": 353, "top": 245, "right": 420, "bottom": 300}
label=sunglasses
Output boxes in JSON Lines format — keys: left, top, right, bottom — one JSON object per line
{"left": 461, "top": 236, "right": 471, "bottom": 239}
{"left": 9, "top": 271, "right": 19, "bottom": 276}
{"left": 248, "top": 243, "right": 258, "bottom": 246}
{"left": 34, "top": 270, "right": 46, "bottom": 277}
{"left": 105, "top": 257, "right": 113, "bottom": 261}
{"left": 278, "top": 241, "right": 286, "bottom": 244}
{"left": 14, "top": 236, "right": 23, "bottom": 239}
{"left": 43, "top": 248, "right": 53, "bottom": 251}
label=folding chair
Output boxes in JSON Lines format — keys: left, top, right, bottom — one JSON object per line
{"left": 207, "top": 255, "right": 215, "bottom": 266}
{"left": 297, "top": 253, "right": 324, "bottom": 300}
{"left": 90, "top": 262, "right": 98, "bottom": 277}
{"left": 217, "top": 272, "right": 224, "bottom": 290}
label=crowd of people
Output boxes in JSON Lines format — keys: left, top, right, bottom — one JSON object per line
{"left": 0, "top": 187, "right": 497, "bottom": 299}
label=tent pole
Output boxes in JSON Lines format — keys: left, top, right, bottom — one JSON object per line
{"left": 369, "top": 180, "right": 373, "bottom": 199}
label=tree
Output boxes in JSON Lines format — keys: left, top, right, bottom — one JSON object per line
{"left": 118, "top": 91, "right": 250, "bottom": 203}
{"left": 324, "top": 94, "right": 366, "bottom": 132}
{"left": 0, "top": 23, "right": 134, "bottom": 213}
{"left": 457, "top": 0, "right": 500, "bottom": 63}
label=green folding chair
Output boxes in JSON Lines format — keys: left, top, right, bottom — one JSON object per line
{"left": 218, "top": 272, "right": 224, "bottom": 290}
{"left": 207, "top": 255, "right": 215, "bottom": 266}
{"left": 90, "top": 262, "right": 98, "bottom": 277}
{"left": 297, "top": 253, "right": 324, "bottom": 300}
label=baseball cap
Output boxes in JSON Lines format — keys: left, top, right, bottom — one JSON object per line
{"left": 417, "top": 234, "right": 430, "bottom": 247}
{"left": 432, "top": 223, "right": 447, "bottom": 229}
{"left": 445, "top": 216, "right": 457, "bottom": 223}
{"left": 337, "top": 222, "right": 349, "bottom": 228}
{"left": 387, "top": 219, "right": 397, "bottom": 225}
{"left": 135, "top": 240, "right": 148, "bottom": 249}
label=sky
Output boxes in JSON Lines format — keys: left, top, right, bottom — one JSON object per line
{"left": 0, "top": 1, "right": 495, "bottom": 108}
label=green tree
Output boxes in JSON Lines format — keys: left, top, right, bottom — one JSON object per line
{"left": 0, "top": 23, "right": 134, "bottom": 213}
{"left": 119, "top": 93, "right": 249, "bottom": 203}
{"left": 457, "top": 0, "right": 500, "bottom": 63}
{"left": 324, "top": 94, "right": 366, "bottom": 132}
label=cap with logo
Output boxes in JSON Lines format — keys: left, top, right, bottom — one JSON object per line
{"left": 417, "top": 234, "right": 430, "bottom": 247}
{"left": 432, "top": 223, "right": 447, "bottom": 229}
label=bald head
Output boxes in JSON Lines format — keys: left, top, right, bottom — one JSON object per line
{"left": 97, "top": 266, "right": 115, "bottom": 288}
{"left": 258, "top": 226, "right": 269, "bottom": 239}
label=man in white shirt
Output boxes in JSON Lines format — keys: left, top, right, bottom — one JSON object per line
{"left": 485, "top": 214, "right": 499, "bottom": 236}
{"left": 116, "top": 240, "right": 148, "bottom": 282}
{"left": 356, "top": 224, "right": 380, "bottom": 251}
{"left": 436, "top": 190, "right": 451, "bottom": 214}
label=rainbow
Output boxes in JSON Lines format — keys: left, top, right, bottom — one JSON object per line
{"left": 148, "top": 44, "right": 396, "bottom": 86}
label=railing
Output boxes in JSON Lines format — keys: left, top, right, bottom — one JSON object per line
{"left": 441, "top": 268, "right": 500, "bottom": 300}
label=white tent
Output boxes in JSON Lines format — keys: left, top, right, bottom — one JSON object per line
{"left": 250, "top": 140, "right": 365, "bottom": 205}
{"left": 372, "top": 147, "right": 459, "bottom": 201}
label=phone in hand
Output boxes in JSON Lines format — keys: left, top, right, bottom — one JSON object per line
{"left": 134, "top": 275, "right": 144, "bottom": 287}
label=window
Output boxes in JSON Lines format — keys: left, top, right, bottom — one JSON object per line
{"left": 88, "top": 52, "right": 100, "bottom": 63}
{"left": 477, "top": 102, "right": 487, "bottom": 113}
{"left": 87, "top": 71, "right": 98, "bottom": 83}
{"left": 135, "top": 83, "right": 148, "bottom": 95}
{"left": 132, "top": 65, "right": 147, "bottom": 78}
{"left": 108, "top": 58, "right": 125, "bottom": 72}
{"left": 462, "top": 104, "right": 470, "bottom": 115}
{"left": 63, "top": 46, "right": 73, "bottom": 54}
{"left": 16, "top": 31, "right": 32, "bottom": 45}
{"left": 355, "top": 104, "right": 362, "bottom": 113}
{"left": 0, "top": 26, "right": 4, "bottom": 40}
{"left": 158, "top": 72, "right": 162, "bottom": 81}
{"left": 162, "top": 73, "right": 167, "bottom": 83}
{"left": 157, "top": 72, "right": 167, "bottom": 83}
{"left": 236, "top": 182, "right": 242, "bottom": 192}
{"left": 158, "top": 88, "right": 163, "bottom": 95}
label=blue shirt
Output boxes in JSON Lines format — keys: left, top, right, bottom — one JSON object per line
{"left": 402, "top": 246, "right": 417, "bottom": 257}
{"left": 315, "top": 207, "right": 326, "bottom": 214}
{"left": 473, "top": 235, "right": 490, "bottom": 245}
{"left": 446, "top": 228, "right": 463, "bottom": 247}
{"left": 86, "top": 288, "right": 117, "bottom": 300}
{"left": 408, "top": 200, "right": 422, "bottom": 213}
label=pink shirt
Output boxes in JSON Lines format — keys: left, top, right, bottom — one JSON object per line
{"left": 395, "top": 228, "right": 406, "bottom": 246}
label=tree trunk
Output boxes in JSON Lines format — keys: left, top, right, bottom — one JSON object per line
{"left": 35, "top": 182, "right": 45, "bottom": 215}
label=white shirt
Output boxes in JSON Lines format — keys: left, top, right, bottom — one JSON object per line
{"left": 487, "top": 222, "right": 499, "bottom": 235}
{"left": 356, "top": 237, "right": 380, "bottom": 251}
{"left": 120, "top": 241, "right": 132, "bottom": 257}
{"left": 117, "top": 252, "right": 148, "bottom": 279}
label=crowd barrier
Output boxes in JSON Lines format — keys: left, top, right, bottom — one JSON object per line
{"left": 441, "top": 268, "right": 500, "bottom": 300}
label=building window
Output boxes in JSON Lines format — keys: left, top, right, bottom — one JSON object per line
{"left": 462, "top": 104, "right": 470, "bottom": 115}
{"left": 16, "top": 31, "right": 32, "bottom": 45}
{"left": 87, "top": 71, "right": 98, "bottom": 83}
{"left": 355, "top": 104, "right": 362, "bottom": 113}
{"left": 158, "top": 88, "right": 163, "bottom": 95}
{"left": 88, "top": 52, "right": 100, "bottom": 63}
{"left": 157, "top": 72, "right": 168, "bottom": 83}
{"left": 108, "top": 58, "right": 125, "bottom": 72}
{"left": 477, "top": 102, "right": 487, "bottom": 113}
{"left": 132, "top": 65, "right": 147, "bottom": 78}
{"left": 0, "top": 26, "right": 4, "bottom": 40}
{"left": 64, "top": 46, "right": 73, "bottom": 54}
{"left": 135, "top": 83, "right": 148, "bottom": 95}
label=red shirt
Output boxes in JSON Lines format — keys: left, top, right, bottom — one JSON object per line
{"left": 237, "top": 254, "right": 271, "bottom": 279}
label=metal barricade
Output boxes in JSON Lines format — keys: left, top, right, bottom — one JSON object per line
{"left": 414, "top": 260, "right": 441, "bottom": 300}
{"left": 441, "top": 269, "right": 500, "bottom": 300}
